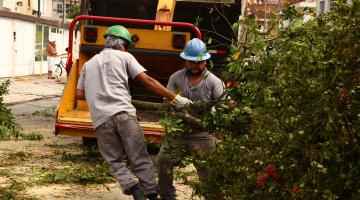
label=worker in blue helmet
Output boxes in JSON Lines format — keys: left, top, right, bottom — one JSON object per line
{"left": 157, "top": 38, "right": 224, "bottom": 200}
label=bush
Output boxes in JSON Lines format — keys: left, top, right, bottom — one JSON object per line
{"left": 192, "top": 1, "right": 360, "bottom": 199}
{"left": 0, "top": 80, "right": 16, "bottom": 140}
{"left": 0, "top": 125, "right": 13, "bottom": 140}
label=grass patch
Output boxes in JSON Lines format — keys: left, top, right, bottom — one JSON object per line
{"left": 34, "top": 151, "right": 113, "bottom": 185}
{"left": 0, "top": 169, "right": 10, "bottom": 177}
{"left": 0, "top": 125, "right": 13, "bottom": 140}
{"left": 0, "top": 126, "right": 43, "bottom": 141}
{"left": 174, "top": 168, "right": 198, "bottom": 185}
{"left": 32, "top": 107, "right": 55, "bottom": 118}
{"left": 18, "top": 131, "right": 44, "bottom": 141}
{"left": 0, "top": 178, "right": 38, "bottom": 200}
{"left": 36, "top": 161, "right": 114, "bottom": 185}
{"left": 7, "top": 151, "right": 32, "bottom": 162}
{"left": 61, "top": 151, "right": 103, "bottom": 163}
{"left": 45, "top": 143, "right": 82, "bottom": 149}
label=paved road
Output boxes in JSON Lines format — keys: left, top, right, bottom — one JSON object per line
{"left": 1, "top": 75, "right": 65, "bottom": 105}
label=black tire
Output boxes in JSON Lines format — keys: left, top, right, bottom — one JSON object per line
{"left": 146, "top": 143, "right": 161, "bottom": 155}
{"left": 82, "top": 137, "right": 98, "bottom": 149}
{"left": 55, "top": 64, "right": 62, "bottom": 76}
{"left": 58, "top": 65, "right": 63, "bottom": 76}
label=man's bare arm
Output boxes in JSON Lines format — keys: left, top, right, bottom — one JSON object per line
{"left": 76, "top": 89, "right": 86, "bottom": 100}
{"left": 135, "top": 72, "right": 176, "bottom": 101}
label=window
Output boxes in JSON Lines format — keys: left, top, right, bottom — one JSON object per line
{"left": 57, "top": 4, "right": 63, "bottom": 13}
{"left": 266, "top": 0, "right": 277, "bottom": 4}
{"left": 35, "top": 25, "right": 49, "bottom": 61}
{"left": 28, "top": 0, "right": 30, "bottom": 8}
{"left": 16, "top": 1, "right": 23, "bottom": 6}
{"left": 319, "top": 0, "right": 325, "bottom": 12}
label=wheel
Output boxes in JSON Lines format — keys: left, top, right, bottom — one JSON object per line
{"left": 81, "top": 137, "right": 103, "bottom": 159}
{"left": 58, "top": 65, "right": 63, "bottom": 76}
{"left": 55, "top": 64, "right": 62, "bottom": 76}
{"left": 146, "top": 143, "right": 161, "bottom": 155}
{"left": 82, "top": 137, "right": 98, "bottom": 150}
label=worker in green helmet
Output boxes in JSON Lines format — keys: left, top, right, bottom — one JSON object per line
{"left": 76, "top": 25, "right": 192, "bottom": 200}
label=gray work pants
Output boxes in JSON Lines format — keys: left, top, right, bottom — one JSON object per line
{"left": 95, "top": 112, "right": 159, "bottom": 196}
{"left": 157, "top": 131, "right": 216, "bottom": 200}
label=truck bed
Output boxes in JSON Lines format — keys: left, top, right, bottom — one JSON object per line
{"left": 55, "top": 59, "right": 165, "bottom": 143}
{"left": 56, "top": 109, "right": 164, "bottom": 142}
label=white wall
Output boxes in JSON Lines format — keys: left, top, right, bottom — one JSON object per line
{"left": 33, "top": 0, "right": 48, "bottom": 16}
{"left": 2, "top": 0, "right": 15, "bottom": 12}
{"left": 4, "top": 0, "right": 52, "bottom": 17}
{"left": 0, "top": 17, "right": 69, "bottom": 77}
{"left": 0, "top": 18, "right": 35, "bottom": 77}
{"left": 14, "top": 20, "right": 35, "bottom": 76}
{"left": 317, "top": 0, "right": 332, "bottom": 14}
{"left": 50, "top": 28, "right": 69, "bottom": 54}
{"left": 44, "top": 0, "right": 52, "bottom": 17}
{"left": 0, "top": 17, "right": 12, "bottom": 77}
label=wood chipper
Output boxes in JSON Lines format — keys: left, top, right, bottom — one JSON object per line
{"left": 55, "top": 15, "right": 201, "bottom": 144}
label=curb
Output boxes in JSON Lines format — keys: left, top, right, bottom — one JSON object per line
{"left": 4, "top": 95, "right": 61, "bottom": 106}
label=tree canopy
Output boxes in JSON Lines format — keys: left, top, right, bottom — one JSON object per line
{"left": 161, "top": 0, "right": 360, "bottom": 199}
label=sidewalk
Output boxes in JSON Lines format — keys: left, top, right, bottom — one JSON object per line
{"left": 1, "top": 75, "right": 66, "bottom": 105}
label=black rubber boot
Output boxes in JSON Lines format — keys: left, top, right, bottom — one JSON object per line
{"left": 146, "top": 193, "right": 159, "bottom": 200}
{"left": 130, "top": 184, "right": 146, "bottom": 200}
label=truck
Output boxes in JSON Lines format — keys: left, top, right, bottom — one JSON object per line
{"left": 55, "top": 0, "right": 241, "bottom": 146}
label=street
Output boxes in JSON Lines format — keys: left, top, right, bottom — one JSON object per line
{"left": 0, "top": 97, "right": 196, "bottom": 200}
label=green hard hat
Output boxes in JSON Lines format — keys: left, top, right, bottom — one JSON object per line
{"left": 103, "top": 25, "right": 131, "bottom": 43}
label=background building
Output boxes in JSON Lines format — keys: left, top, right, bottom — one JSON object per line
{"left": 0, "top": 0, "right": 75, "bottom": 77}
{"left": 245, "top": 0, "right": 337, "bottom": 31}
{"left": 51, "top": 0, "right": 80, "bottom": 19}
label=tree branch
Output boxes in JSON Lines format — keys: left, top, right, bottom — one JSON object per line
{"left": 131, "top": 100, "right": 204, "bottom": 129}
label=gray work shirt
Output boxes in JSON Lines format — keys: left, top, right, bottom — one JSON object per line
{"left": 166, "top": 68, "right": 224, "bottom": 102}
{"left": 77, "top": 48, "right": 146, "bottom": 129}
{"left": 167, "top": 68, "right": 224, "bottom": 138}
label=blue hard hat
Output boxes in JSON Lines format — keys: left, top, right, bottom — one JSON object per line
{"left": 180, "top": 38, "right": 211, "bottom": 61}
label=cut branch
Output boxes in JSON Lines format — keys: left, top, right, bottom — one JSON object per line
{"left": 174, "top": 112, "right": 205, "bottom": 129}
{"left": 131, "top": 100, "right": 168, "bottom": 110}
{"left": 131, "top": 100, "right": 204, "bottom": 129}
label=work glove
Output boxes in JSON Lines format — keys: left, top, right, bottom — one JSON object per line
{"left": 171, "top": 94, "right": 193, "bottom": 107}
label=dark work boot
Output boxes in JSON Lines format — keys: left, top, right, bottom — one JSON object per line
{"left": 146, "top": 193, "right": 159, "bottom": 200}
{"left": 130, "top": 184, "right": 146, "bottom": 200}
